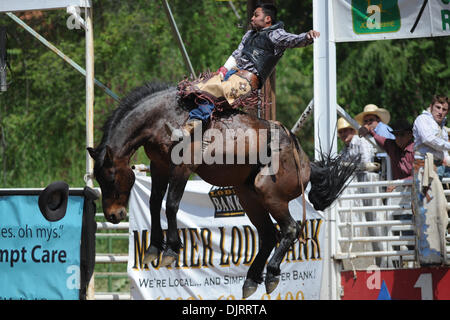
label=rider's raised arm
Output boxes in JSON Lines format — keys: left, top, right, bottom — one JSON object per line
{"left": 269, "top": 28, "right": 316, "bottom": 50}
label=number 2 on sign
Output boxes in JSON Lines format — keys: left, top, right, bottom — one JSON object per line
{"left": 414, "top": 273, "right": 433, "bottom": 300}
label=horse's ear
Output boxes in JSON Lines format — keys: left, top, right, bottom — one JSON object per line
{"left": 103, "top": 145, "right": 114, "bottom": 167}
{"left": 87, "top": 147, "right": 97, "bottom": 159}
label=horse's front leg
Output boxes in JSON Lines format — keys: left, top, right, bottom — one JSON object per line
{"left": 160, "top": 164, "right": 191, "bottom": 267}
{"left": 143, "top": 162, "right": 169, "bottom": 264}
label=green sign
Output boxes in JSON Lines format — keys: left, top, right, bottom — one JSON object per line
{"left": 352, "top": 0, "right": 401, "bottom": 34}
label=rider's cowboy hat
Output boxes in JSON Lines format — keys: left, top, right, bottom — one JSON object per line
{"left": 355, "top": 104, "right": 391, "bottom": 125}
{"left": 337, "top": 117, "right": 355, "bottom": 132}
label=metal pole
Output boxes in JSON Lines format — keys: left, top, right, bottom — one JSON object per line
{"left": 291, "top": 99, "right": 314, "bottom": 134}
{"left": 313, "top": 1, "right": 337, "bottom": 160}
{"left": 85, "top": 6, "right": 95, "bottom": 300}
{"left": 161, "top": 0, "right": 196, "bottom": 78}
{"left": 85, "top": 7, "right": 94, "bottom": 189}
{"left": 291, "top": 99, "right": 381, "bottom": 152}
{"left": 6, "top": 12, "right": 120, "bottom": 102}
{"left": 228, "top": 1, "right": 241, "bottom": 21}
{"left": 313, "top": 0, "right": 339, "bottom": 300}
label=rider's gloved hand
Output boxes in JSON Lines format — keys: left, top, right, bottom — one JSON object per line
{"left": 218, "top": 66, "right": 228, "bottom": 80}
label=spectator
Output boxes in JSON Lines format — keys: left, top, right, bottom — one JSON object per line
{"left": 337, "top": 117, "right": 378, "bottom": 171}
{"left": 355, "top": 104, "right": 395, "bottom": 140}
{"left": 366, "top": 119, "right": 415, "bottom": 266}
{"left": 412, "top": 95, "right": 450, "bottom": 262}
{"left": 337, "top": 116, "right": 386, "bottom": 267}
{"left": 413, "top": 95, "right": 450, "bottom": 179}
{"left": 337, "top": 117, "right": 380, "bottom": 171}
{"left": 360, "top": 119, "right": 414, "bottom": 182}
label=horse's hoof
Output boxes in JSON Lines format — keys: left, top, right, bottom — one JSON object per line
{"left": 160, "top": 248, "right": 178, "bottom": 267}
{"left": 143, "top": 246, "right": 160, "bottom": 264}
{"left": 265, "top": 274, "right": 280, "bottom": 294}
{"left": 242, "top": 279, "right": 259, "bottom": 299}
{"left": 160, "top": 255, "right": 176, "bottom": 267}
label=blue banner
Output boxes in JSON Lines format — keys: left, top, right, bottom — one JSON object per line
{"left": 0, "top": 195, "right": 84, "bottom": 300}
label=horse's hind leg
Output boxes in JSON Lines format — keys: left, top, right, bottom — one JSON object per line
{"left": 143, "top": 161, "right": 169, "bottom": 264}
{"left": 160, "top": 164, "right": 191, "bottom": 267}
{"left": 254, "top": 179, "right": 301, "bottom": 294}
{"left": 253, "top": 131, "right": 308, "bottom": 294}
{"left": 264, "top": 204, "right": 300, "bottom": 294}
{"left": 234, "top": 185, "right": 278, "bottom": 299}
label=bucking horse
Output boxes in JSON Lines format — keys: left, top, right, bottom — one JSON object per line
{"left": 87, "top": 81, "right": 355, "bottom": 298}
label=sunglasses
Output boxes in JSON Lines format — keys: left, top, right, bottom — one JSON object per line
{"left": 363, "top": 117, "right": 378, "bottom": 124}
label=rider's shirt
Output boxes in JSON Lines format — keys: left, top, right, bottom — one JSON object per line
{"left": 231, "top": 22, "right": 312, "bottom": 80}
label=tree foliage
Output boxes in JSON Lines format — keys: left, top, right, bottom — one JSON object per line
{"left": 0, "top": 0, "right": 448, "bottom": 187}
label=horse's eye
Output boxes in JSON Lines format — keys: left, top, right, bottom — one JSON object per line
{"left": 105, "top": 168, "right": 115, "bottom": 183}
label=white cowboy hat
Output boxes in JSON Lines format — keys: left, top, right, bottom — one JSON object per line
{"left": 354, "top": 104, "right": 391, "bottom": 125}
{"left": 337, "top": 117, "right": 355, "bottom": 131}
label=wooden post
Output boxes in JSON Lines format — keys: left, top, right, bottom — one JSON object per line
{"left": 246, "top": 0, "right": 276, "bottom": 120}
{"left": 264, "top": 69, "right": 276, "bottom": 120}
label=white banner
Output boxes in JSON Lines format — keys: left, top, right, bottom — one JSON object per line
{"left": 334, "top": 0, "right": 450, "bottom": 42}
{"left": 127, "top": 174, "right": 325, "bottom": 300}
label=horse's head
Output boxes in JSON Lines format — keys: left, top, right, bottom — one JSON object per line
{"left": 87, "top": 146, "right": 135, "bottom": 224}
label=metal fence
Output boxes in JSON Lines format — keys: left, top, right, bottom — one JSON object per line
{"left": 335, "top": 177, "right": 450, "bottom": 270}
{"left": 93, "top": 213, "right": 130, "bottom": 300}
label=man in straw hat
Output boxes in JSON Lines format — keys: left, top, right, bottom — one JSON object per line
{"left": 356, "top": 104, "right": 395, "bottom": 140}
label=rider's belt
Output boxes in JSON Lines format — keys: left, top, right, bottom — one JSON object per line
{"left": 235, "top": 69, "right": 259, "bottom": 91}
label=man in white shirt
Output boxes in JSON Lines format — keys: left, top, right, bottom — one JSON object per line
{"left": 412, "top": 95, "right": 449, "bottom": 263}
{"left": 413, "top": 95, "right": 450, "bottom": 178}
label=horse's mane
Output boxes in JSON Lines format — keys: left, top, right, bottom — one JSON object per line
{"left": 96, "top": 81, "right": 173, "bottom": 153}
{"left": 93, "top": 80, "right": 254, "bottom": 164}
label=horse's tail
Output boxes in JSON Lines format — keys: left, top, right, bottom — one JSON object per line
{"left": 308, "top": 149, "right": 359, "bottom": 211}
